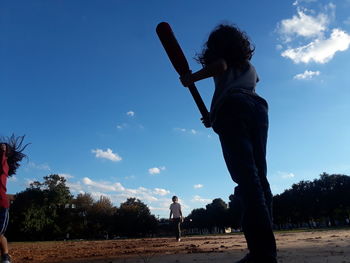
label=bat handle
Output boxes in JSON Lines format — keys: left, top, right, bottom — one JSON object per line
{"left": 187, "top": 84, "right": 211, "bottom": 127}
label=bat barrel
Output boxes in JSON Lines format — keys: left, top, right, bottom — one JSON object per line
{"left": 156, "top": 22, "right": 191, "bottom": 76}
{"left": 156, "top": 22, "right": 210, "bottom": 125}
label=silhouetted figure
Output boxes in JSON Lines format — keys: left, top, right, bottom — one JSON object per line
{"left": 0, "top": 135, "right": 29, "bottom": 263}
{"left": 169, "top": 196, "right": 183, "bottom": 241}
{"left": 180, "top": 24, "right": 277, "bottom": 263}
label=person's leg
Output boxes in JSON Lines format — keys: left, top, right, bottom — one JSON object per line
{"left": 252, "top": 97, "right": 274, "bottom": 221}
{"left": 177, "top": 218, "right": 181, "bottom": 240}
{"left": 214, "top": 94, "right": 276, "bottom": 262}
{"left": 0, "top": 235, "right": 8, "bottom": 255}
{"left": 0, "top": 208, "right": 10, "bottom": 262}
{"left": 174, "top": 218, "right": 180, "bottom": 240}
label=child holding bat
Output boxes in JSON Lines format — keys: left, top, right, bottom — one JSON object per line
{"left": 180, "top": 24, "right": 277, "bottom": 263}
{"left": 0, "top": 135, "right": 29, "bottom": 263}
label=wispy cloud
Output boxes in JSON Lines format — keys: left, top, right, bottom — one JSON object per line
{"left": 116, "top": 123, "right": 128, "bottom": 130}
{"left": 277, "top": 171, "right": 296, "bottom": 179}
{"left": 8, "top": 176, "right": 18, "bottom": 182}
{"left": 91, "top": 148, "right": 122, "bottom": 162}
{"left": 126, "top": 111, "right": 135, "bottom": 117}
{"left": 58, "top": 173, "right": 74, "bottom": 179}
{"left": 153, "top": 188, "right": 170, "bottom": 196}
{"left": 148, "top": 166, "right": 166, "bottom": 175}
{"left": 277, "top": 3, "right": 350, "bottom": 64}
{"left": 27, "top": 162, "right": 51, "bottom": 171}
{"left": 193, "top": 184, "right": 204, "bottom": 189}
{"left": 293, "top": 0, "right": 317, "bottom": 5}
{"left": 294, "top": 70, "right": 320, "bottom": 80}
{"left": 191, "top": 195, "right": 212, "bottom": 204}
{"left": 83, "top": 177, "right": 125, "bottom": 191}
{"left": 174, "top": 128, "right": 199, "bottom": 135}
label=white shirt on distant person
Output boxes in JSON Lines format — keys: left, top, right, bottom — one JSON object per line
{"left": 170, "top": 202, "right": 182, "bottom": 218}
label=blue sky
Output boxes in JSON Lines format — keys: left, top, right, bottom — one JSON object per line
{"left": 1, "top": 0, "right": 350, "bottom": 218}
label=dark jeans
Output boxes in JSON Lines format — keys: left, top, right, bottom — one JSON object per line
{"left": 173, "top": 218, "right": 181, "bottom": 240}
{"left": 213, "top": 92, "right": 277, "bottom": 262}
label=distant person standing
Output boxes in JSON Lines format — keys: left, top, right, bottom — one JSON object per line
{"left": 180, "top": 24, "right": 277, "bottom": 263}
{"left": 0, "top": 135, "right": 28, "bottom": 263}
{"left": 169, "top": 196, "right": 183, "bottom": 241}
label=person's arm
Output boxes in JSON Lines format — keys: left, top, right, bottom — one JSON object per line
{"left": 180, "top": 59, "right": 228, "bottom": 87}
{"left": 179, "top": 204, "right": 183, "bottom": 221}
{"left": 169, "top": 209, "right": 173, "bottom": 220}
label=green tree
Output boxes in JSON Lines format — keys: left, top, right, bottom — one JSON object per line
{"left": 115, "top": 198, "right": 157, "bottom": 237}
{"left": 206, "top": 198, "right": 229, "bottom": 232}
{"left": 88, "top": 196, "right": 117, "bottom": 238}
{"left": 9, "top": 174, "right": 73, "bottom": 240}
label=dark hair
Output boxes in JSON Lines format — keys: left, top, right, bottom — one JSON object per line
{"left": 0, "top": 134, "right": 29, "bottom": 176}
{"left": 172, "top": 196, "right": 178, "bottom": 201}
{"left": 196, "top": 24, "right": 255, "bottom": 69}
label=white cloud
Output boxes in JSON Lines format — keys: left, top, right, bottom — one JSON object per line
{"left": 149, "top": 206, "right": 169, "bottom": 212}
{"left": 61, "top": 175, "right": 196, "bottom": 218}
{"left": 66, "top": 181, "right": 84, "bottom": 193}
{"left": 25, "top": 178, "right": 34, "bottom": 186}
{"left": 153, "top": 188, "right": 170, "bottom": 196}
{"left": 116, "top": 123, "right": 127, "bottom": 130}
{"left": 282, "top": 29, "right": 350, "bottom": 63}
{"left": 277, "top": 171, "right": 296, "bottom": 179}
{"left": 83, "top": 177, "right": 125, "bottom": 191}
{"left": 58, "top": 173, "right": 74, "bottom": 179}
{"left": 277, "top": 3, "right": 350, "bottom": 65}
{"left": 175, "top": 128, "right": 187, "bottom": 133}
{"left": 91, "top": 148, "right": 122, "bottom": 162}
{"left": 276, "top": 44, "right": 283, "bottom": 50}
{"left": 193, "top": 184, "right": 203, "bottom": 189}
{"left": 148, "top": 166, "right": 166, "bottom": 175}
{"left": 8, "top": 176, "right": 18, "bottom": 182}
{"left": 72, "top": 177, "right": 173, "bottom": 214}
{"left": 191, "top": 195, "right": 212, "bottom": 204}
{"left": 174, "top": 128, "right": 199, "bottom": 135}
{"left": 294, "top": 70, "right": 320, "bottom": 80}
{"left": 293, "top": 0, "right": 317, "bottom": 6}
{"left": 28, "top": 162, "right": 51, "bottom": 171}
{"left": 279, "top": 8, "right": 329, "bottom": 40}
{"left": 126, "top": 111, "right": 135, "bottom": 117}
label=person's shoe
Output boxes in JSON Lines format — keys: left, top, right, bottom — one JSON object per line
{"left": 235, "top": 254, "right": 254, "bottom": 263}
{"left": 1, "top": 254, "right": 11, "bottom": 263}
{"left": 177, "top": 238, "right": 181, "bottom": 242}
{"left": 235, "top": 253, "right": 278, "bottom": 263}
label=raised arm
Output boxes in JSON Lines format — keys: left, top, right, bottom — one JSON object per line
{"left": 180, "top": 59, "right": 228, "bottom": 87}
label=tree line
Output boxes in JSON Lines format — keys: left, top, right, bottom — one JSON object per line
{"left": 8, "top": 173, "right": 350, "bottom": 241}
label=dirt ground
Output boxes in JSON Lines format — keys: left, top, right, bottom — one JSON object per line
{"left": 9, "top": 229, "right": 350, "bottom": 263}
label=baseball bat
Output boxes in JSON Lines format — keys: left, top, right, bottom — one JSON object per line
{"left": 156, "top": 22, "right": 210, "bottom": 126}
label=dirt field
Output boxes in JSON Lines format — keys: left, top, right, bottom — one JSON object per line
{"left": 9, "top": 229, "right": 350, "bottom": 263}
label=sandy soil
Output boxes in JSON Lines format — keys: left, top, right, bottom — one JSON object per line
{"left": 9, "top": 229, "right": 350, "bottom": 263}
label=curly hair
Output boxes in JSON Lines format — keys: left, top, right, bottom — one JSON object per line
{"left": 0, "top": 134, "right": 29, "bottom": 176}
{"left": 196, "top": 24, "right": 255, "bottom": 70}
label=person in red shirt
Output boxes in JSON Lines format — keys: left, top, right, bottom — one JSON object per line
{"left": 0, "top": 135, "right": 28, "bottom": 263}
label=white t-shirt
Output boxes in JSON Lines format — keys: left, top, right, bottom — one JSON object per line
{"left": 210, "top": 62, "right": 259, "bottom": 124}
{"left": 170, "top": 202, "right": 182, "bottom": 218}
